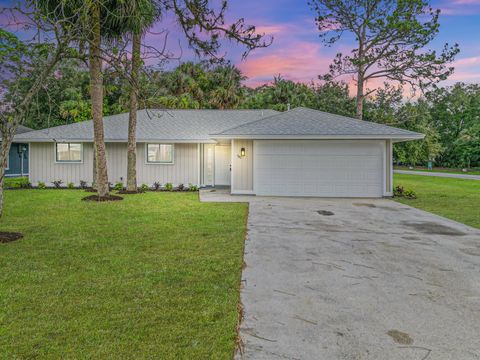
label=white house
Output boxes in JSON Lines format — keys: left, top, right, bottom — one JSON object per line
{"left": 14, "top": 107, "right": 423, "bottom": 197}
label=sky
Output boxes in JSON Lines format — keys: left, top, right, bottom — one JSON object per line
{"left": 2, "top": 0, "right": 480, "bottom": 90}
{"left": 144, "top": 0, "right": 480, "bottom": 89}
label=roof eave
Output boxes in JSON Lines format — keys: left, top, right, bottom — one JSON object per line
{"left": 13, "top": 138, "right": 218, "bottom": 144}
{"left": 210, "top": 134, "right": 425, "bottom": 141}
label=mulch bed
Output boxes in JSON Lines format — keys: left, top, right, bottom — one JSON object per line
{"left": 82, "top": 195, "right": 124, "bottom": 202}
{"left": 84, "top": 188, "right": 98, "bottom": 193}
{"left": 0, "top": 231, "right": 24, "bottom": 243}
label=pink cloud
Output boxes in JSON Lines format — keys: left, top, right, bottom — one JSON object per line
{"left": 239, "top": 41, "right": 332, "bottom": 87}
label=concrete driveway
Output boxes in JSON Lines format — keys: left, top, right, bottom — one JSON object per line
{"left": 201, "top": 190, "right": 480, "bottom": 360}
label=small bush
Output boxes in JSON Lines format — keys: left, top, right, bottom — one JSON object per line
{"left": 139, "top": 183, "right": 149, "bottom": 193}
{"left": 37, "top": 181, "right": 46, "bottom": 189}
{"left": 67, "top": 182, "right": 75, "bottom": 189}
{"left": 79, "top": 180, "right": 88, "bottom": 189}
{"left": 177, "top": 183, "right": 185, "bottom": 191}
{"left": 152, "top": 182, "right": 161, "bottom": 191}
{"left": 113, "top": 182, "right": 124, "bottom": 191}
{"left": 394, "top": 185, "right": 417, "bottom": 199}
{"left": 164, "top": 183, "right": 173, "bottom": 191}
{"left": 393, "top": 185, "right": 404, "bottom": 197}
{"left": 52, "top": 180, "right": 63, "bottom": 188}
{"left": 188, "top": 183, "right": 199, "bottom": 192}
{"left": 403, "top": 189, "right": 417, "bottom": 199}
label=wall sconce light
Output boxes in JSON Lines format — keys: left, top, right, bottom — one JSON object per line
{"left": 240, "top": 147, "right": 246, "bottom": 157}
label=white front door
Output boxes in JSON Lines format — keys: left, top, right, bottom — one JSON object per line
{"left": 214, "top": 144, "right": 231, "bottom": 186}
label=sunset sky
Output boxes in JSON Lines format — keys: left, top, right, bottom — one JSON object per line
{"left": 145, "top": 0, "right": 480, "bottom": 89}
{"left": 2, "top": 0, "right": 480, "bottom": 89}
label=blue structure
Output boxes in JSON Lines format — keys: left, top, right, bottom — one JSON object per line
{"left": 4, "top": 125, "right": 31, "bottom": 178}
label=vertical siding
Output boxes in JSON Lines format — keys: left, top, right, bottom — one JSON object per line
{"left": 29, "top": 142, "right": 199, "bottom": 187}
{"left": 385, "top": 139, "right": 393, "bottom": 195}
{"left": 29, "top": 142, "right": 94, "bottom": 186}
{"left": 106, "top": 143, "right": 128, "bottom": 185}
{"left": 232, "top": 139, "right": 253, "bottom": 192}
{"left": 136, "top": 143, "right": 199, "bottom": 186}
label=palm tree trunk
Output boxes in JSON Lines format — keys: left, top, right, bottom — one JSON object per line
{"left": 126, "top": 32, "right": 141, "bottom": 192}
{"left": 89, "top": 2, "right": 109, "bottom": 197}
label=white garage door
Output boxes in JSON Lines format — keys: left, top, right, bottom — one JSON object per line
{"left": 254, "top": 140, "right": 384, "bottom": 197}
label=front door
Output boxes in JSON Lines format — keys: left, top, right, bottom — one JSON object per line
{"left": 214, "top": 144, "right": 231, "bottom": 186}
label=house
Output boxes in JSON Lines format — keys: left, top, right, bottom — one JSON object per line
{"left": 14, "top": 107, "right": 423, "bottom": 197}
{"left": 4, "top": 125, "right": 31, "bottom": 178}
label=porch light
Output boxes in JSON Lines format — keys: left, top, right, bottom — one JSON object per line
{"left": 240, "top": 147, "right": 246, "bottom": 157}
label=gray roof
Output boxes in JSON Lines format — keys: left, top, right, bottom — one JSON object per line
{"left": 14, "top": 109, "right": 278, "bottom": 143}
{"left": 2, "top": 125, "right": 32, "bottom": 139}
{"left": 213, "top": 107, "right": 424, "bottom": 139}
{"left": 16, "top": 125, "right": 33, "bottom": 134}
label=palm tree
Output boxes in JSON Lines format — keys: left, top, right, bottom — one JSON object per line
{"left": 112, "top": 1, "right": 159, "bottom": 192}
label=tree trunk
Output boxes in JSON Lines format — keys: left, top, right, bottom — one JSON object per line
{"left": 355, "top": 73, "right": 364, "bottom": 120}
{"left": 0, "top": 133, "right": 13, "bottom": 218}
{"left": 0, "top": 43, "right": 64, "bottom": 217}
{"left": 126, "top": 32, "right": 141, "bottom": 192}
{"left": 89, "top": 2, "right": 109, "bottom": 197}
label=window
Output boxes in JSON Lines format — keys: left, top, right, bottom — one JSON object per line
{"left": 56, "top": 143, "right": 82, "bottom": 162}
{"left": 146, "top": 144, "right": 174, "bottom": 163}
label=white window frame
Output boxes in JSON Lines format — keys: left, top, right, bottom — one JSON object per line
{"left": 145, "top": 143, "right": 175, "bottom": 165}
{"left": 54, "top": 142, "right": 83, "bottom": 163}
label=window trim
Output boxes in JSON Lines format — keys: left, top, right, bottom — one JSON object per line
{"left": 145, "top": 143, "right": 175, "bottom": 165}
{"left": 54, "top": 142, "right": 83, "bottom": 163}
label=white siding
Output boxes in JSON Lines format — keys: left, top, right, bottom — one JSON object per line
{"left": 29, "top": 142, "right": 199, "bottom": 187}
{"left": 136, "top": 143, "right": 199, "bottom": 186}
{"left": 29, "top": 142, "right": 94, "bottom": 186}
{"left": 232, "top": 139, "right": 253, "bottom": 193}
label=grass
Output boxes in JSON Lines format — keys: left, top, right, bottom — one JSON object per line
{"left": 394, "top": 174, "right": 480, "bottom": 229}
{"left": 4, "top": 176, "right": 31, "bottom": 188}
{"left": 0, "top": 190, "right": 248, "bottom": 359}
{"left": 394, "top": 166, "right": 480, "bottom": 175}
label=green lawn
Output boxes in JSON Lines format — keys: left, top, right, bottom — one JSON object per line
{"left": 0, "top": 190, "right": 248, "bottom": 359}
{"left": 394, "top": 174, "right": 480, "bottom": 229}
{"left": 394, "top": 166, "right": 480, "bottom": 175}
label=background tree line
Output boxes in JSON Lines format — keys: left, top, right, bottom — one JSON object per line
{"left": 23, "top": 60, "right": 480, "bottom": 168}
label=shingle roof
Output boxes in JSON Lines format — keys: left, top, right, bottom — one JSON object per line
{"left": 16, "top": 125, "right": 33, "bottom": 134}
{"left": 14, "top": 109, "right": 278, "bottom": 143}
{"left": 1, "top": 125, "right": 33, "bottom": 139}
{"left": 213, "top": 107, "right": 424, "bottom": 139}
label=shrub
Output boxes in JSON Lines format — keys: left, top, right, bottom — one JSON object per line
{"left": 152, "top": 182, "right": 161, "bottom": 191}
{"left": 188, "top": 183, "right": 199, "bottom": 192}
{"left": 52, "top": 180, "right": 63, "bottom": 188}
{"left": 37, "top": 181, "right": 46, "bottom": 189}
{"left": 67, "top": 182, "right": 75, "bottom": 189}
{"left": 113, "top": 182, "right": 124, "bottom": 191}
{"left": 139, "top": 183, "right": 149, "bottom": 193}
{"left": 393, "top": 185, "right": 404, "bottom": 197}
{"left": 79, "top": 180, "right": 88, "bottom": 189}
{"left": 403, "top": 189, "right": 417, "bottom": 199}
{"left": 394, "top": 185, "right": 417, "bottom": 199}
{"left": 177, "top": 183, "right": 185, "bottom": 191}
{"left": 164, "top": 183, "right": 173, "bottom": 191}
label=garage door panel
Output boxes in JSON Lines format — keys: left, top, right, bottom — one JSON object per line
{"left": 254, "top": 140, "right": 384, "bottom": 197}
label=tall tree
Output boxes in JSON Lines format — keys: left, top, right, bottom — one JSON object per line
{"left": 105, "top": 0, "right": 159, "bottom": 192}
{"left": 310, "top": 0, "right": 459, "bottom": 119}
{"left": 0, "top": 5, "right": 78, "bottom": 216}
